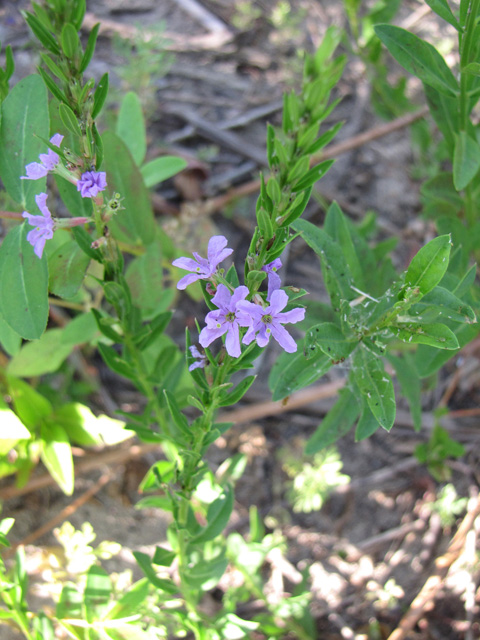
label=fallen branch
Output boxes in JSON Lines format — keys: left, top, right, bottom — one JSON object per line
{"left": 386, "top": 489, "right": 480, "bottom": 640}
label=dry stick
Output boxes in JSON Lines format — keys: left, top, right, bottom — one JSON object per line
{"left": 0, "top": 380, "right": 345, "bottom": 502}
{"left": 3, "top": 471, "right": 113, "bottom": 559}
{"left": 204, "top": 106, "right": 430, "bottom": 214}
{"left": 386, "top": 490, "right": 480, "bottom": 640}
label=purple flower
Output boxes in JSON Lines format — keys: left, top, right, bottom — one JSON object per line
{"left": 238, "top": 289, "right": 305, "bottom": 353}
{"left": 261, "top": 258, "right": 282, "bottom": 300}
{"left": 77, "top": 171, "right": 107, "bottom": 198}
{"left": 22, "top": 193, "right": 55, "bottom": 258}
{"left": 172, "top": 235, "right": 233, "bottom": 290}
{"left": 21, "top": 134, "right": 64, "bottom": 180}
{"left": 199, "top": 284, "right": 250, "bottom": 357}
{"left": 188, "top": 345, "right": 206, "bottom": 371}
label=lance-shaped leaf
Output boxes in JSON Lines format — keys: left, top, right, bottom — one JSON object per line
{"left": 0, "top": 74, "right": 48, "bottom": 211}
{"left": 305, "top": 322, "right": 357, "bottom": 361}
{"left": 355, "top": 400, "right": 380, "bottom": 442}
{"left": 374, "top": 25, "right": 459, "bottom": 97}
{"left": 217, "top": 375, "right": 256, "bottom": 407}
{"left": 103, "top": 130, "right": 156, "bottom": 246}
{"left": 0, "top": 224, "right": 49, "bottom": 340}
{"left": 305, "top": 387, "right": 359, "bottom": 454}
{"left": 415, "top": 323, "right": 479, "bottom": 377}
{"left": 40, "top": 421, "right": 74, "bottom": 495}
{"left": 386, "top": 353, "right": 422, "bottom": 431}
{"left": 190, "top": 485, "right": 234, "bottom": 544}
{"left": 408, "top": 286, "right": 476, "bottom": 324}
{"left": 116, "top": 91, "right": 146, "bottom": 166}
{"left": 293, "top": 218, "right": 355, "bottom": 308}
{"left": 453, "top": 131, "right": 480, "bottom": 190}
{"left": 425, "top": 0, "right": 461, "bottom": 31}
{"left": 352, "top": 347, "right": 396, "bottom": 431}
{"left": 404, "top": 234, "right": 451, "bottom": 297}
{"left": 269, "top": 346, "right": 332, "bottom": 401}
{"left": 49, "top": 240, "right": 91, "bottom": 299}
{"left": 391, "top": 322, "right": 459, "bottom": 349}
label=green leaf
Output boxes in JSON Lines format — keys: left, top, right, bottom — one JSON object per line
{"left": 79, "top": 23, "right": 100, "bottom": 73}
{"left": 163, "top": 389, "right": 191, "bottom": 443}
{"left": 8, "top": 328, "right": 75, "bottom": 377}
{"left": 386, "top": 353, "right": 422, "bottom": 431}
{"left": 425, "top": 0, "right": 461, "bottom": 31}
{"left": 324, "top": 201, "right": 364, "bottom": 288}
{"left": 404, "top": 234, "right": 451, "bottom": 297}
{"left": 292, "top": 218, "right": 355, "bottom": 308}
{"left": 61, "top": 23, "right": 80, "bottom": 59}
{"left": 84, "top": 565, "right": 111, "bottom": 622}
{"left": 97, "top": 343, "right": 136, "bottom": 381}
{"left": 140, "top": 156, "right": 187, "bottom": 188}
{"left": 424, "top": 84, "right": 458, "bottom": 151}
{"left": 409, "top": 286, "right": 476, "bottom": 324}
{"left": 0, "top": 397, "right": 31, "bottom": 455}
{"left": 305, "top": 322, "right": 357, "bottom": 361}
{"left": 217, "top": 375, "right": 256, "bottom": 407}
{"left": 7, "top": 376, "right": 52, "bottom": 429}
{"left": 0, "top": 313, "right": 22, "bottom": 356}
{"left": 40, "top": 421, "right": 74, "bottom": 495}
{"left": 305, "top": 387, "right": 359, "bottom": 454}
{"left": 104, "top": 579, "right": 150, "bottom": 621}
{"left": 182, "top": 551, "right": 228, "bottom": 591}
{"left": 102, "top": 130, "right": 156, "bottom": 245}
{"left": 133, "top": 551, "right": 178, "bottom": 593}
{"left": 374, "top": 25, "right": 459, "bottom": 97}
{"left": 116, "top": 91, "right": 146, "bottom": 166}
{"left": 352, "top": 348, "right": 396, "bottom": 431}
{"left": 0, "top": 74, "right": 48, "bottom": 210}
{"left": 453, "top": 131, "right": 480, "bottom": 190}
{"left": 269, "top": 347, "right": 332, "bottom": 401}
{"left": 58, "top": 102, "right": 82, "bottom": 136}
{"left": 355, "top": 401, "right": 380, "bottom": 441}
{"left": 52, "top": 403, "right": 103, "bottom": 447}
{"left": 190, "top": 485, "right": 234, "bottom": 544}
{"left": 0, "top": 224, "right": 49, "bottom": 340}
{"left": 391, "top": 322, "right": 459, "bottom": 349}
{"left": 92, "top": 72, "right": 108, "bottom": 119}
{"left": 48, "top": 240, "right": 91, "bottom": 298}
{"left": 23, "top": 11, "right": 61, "bottom": 55}
{"left": 292, "top": 159, "right": 334, "bottom": 191}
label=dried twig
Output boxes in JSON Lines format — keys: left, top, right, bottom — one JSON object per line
{"left": 386, "top": 489, "right": 480, "bottom": 640}
{"left": 4, "top": 471, "right": 113, "bottom": 558}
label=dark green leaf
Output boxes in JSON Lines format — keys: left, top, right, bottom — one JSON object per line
{"left": 292, "top": 160, "right": 334, "bottom": 191}
{"left": 79, "top": 23, "right": 100, "bottom": 73}
{"left": 140, "top": 156, "right": 187, "bottom": 188}
{"left": 92, "top": 72, "right": 108, "bottom": 119}
{"left": 425, "top": 0, "right": 461, "bottom": 31}
{"left": 102, "top": 131, "right": 156, "bottom": 245}
{"left": 217, "top": 375, "right": 256, "bottom": 407}
{"left": 0, "top": 224, "right": 49, "bottom": 340}
{"left": 61, "top": 23, "right": 80, "bottom": 59}
{"left": 305, "top": 387, "right": 359, "bottom": 454}
{"left": 355, "top": 401, "right": 380, "bottom": 441}
{"left": 391, "top": 322, "right": 459, "bottom": 349}
{"left": 97, "top": 343, "right": 136, "bottom": 380}
{"left": 190, "top": 485, "right": 234, "bottom": 544}
{"left": 374, "top": 25, "right": 459, "bottom": 96}
{"left": 305, "top": 322, "right": 357, "bottom": 361}
{"left": 386, "top": 353, "right": 422, "bottom": 431}
{"left": 58, "top": 102, "right": 82, "bottom": 136}
{"left": 0, "top": 74, "right": 48, "bottom": 210}
{"left": 352, "top": 348, "right": 396, "bottom": 431}
{"left": 23, "top": 11, "right": 61, "bottom": 55}
{"left": 269, "top": 346, "right": 332, "bottom": 401}
{"left": 133, "top": 551, "right": 178, "bottom": 593}
{"left": 116, "top": 91, "right": 146, "bottom": 166}
{"left": 48, "top": 240, "right": 90, "bottom": 299}
{"left": 453, "top": 131, "right": 480, "bottom": 190}
{"left": 404, "top": 234, "right": 451, "bottom": 296}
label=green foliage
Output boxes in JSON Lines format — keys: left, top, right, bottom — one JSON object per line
{"left": 281, "top": 445, "right": 350, "bottom": 512}
{"left": 415, "top": 423, "right": 465, "bottom": 481}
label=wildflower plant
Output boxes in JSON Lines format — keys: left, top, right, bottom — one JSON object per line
{"left": 0, "top": 1, "right": 479, "bottom": 639}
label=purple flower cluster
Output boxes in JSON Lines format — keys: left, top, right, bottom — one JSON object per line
{"left": 172, "top": 235, "right": 233, "bottom": 290}
{"left": 173, "top": 236, "right": 304, "bottom": 357}
{"left": 20, "top": 134, "right": 108, "bottom": 258}
{"left": 21, "top": 134, "right": 64, "bottom": 181}
{"left": 22, "top": 193, "right": 55, "bottom": 259}
{"left": 77, "top": 170, "right": 107, "bottom": 198}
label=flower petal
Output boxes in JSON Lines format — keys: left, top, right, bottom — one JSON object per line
{"left": 176, "top": 273, "right": 202, "bottom": 290}
{"left": 225, "top": 324, "right": 241, "bottom": 357}
{"left": 267, "top": 289, "right": 288, "bottom": 314}
{"left": 172, "top": 256, "right": 202, "bottom": 271}
{"left": 277, "top": 307, "right": 305, "bottom": 325}
{"left": 21, "top": 162, "right": 48, "bottom": 180}
{"left": 211, "top": 284, "right": 232, "bottom": 310}
{"left": 271, "top": 322, "right": 297, "bottom": 352}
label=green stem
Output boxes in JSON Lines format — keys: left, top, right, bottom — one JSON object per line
{"left": 12, "top": 611, "right": 34, "bottom": 640}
